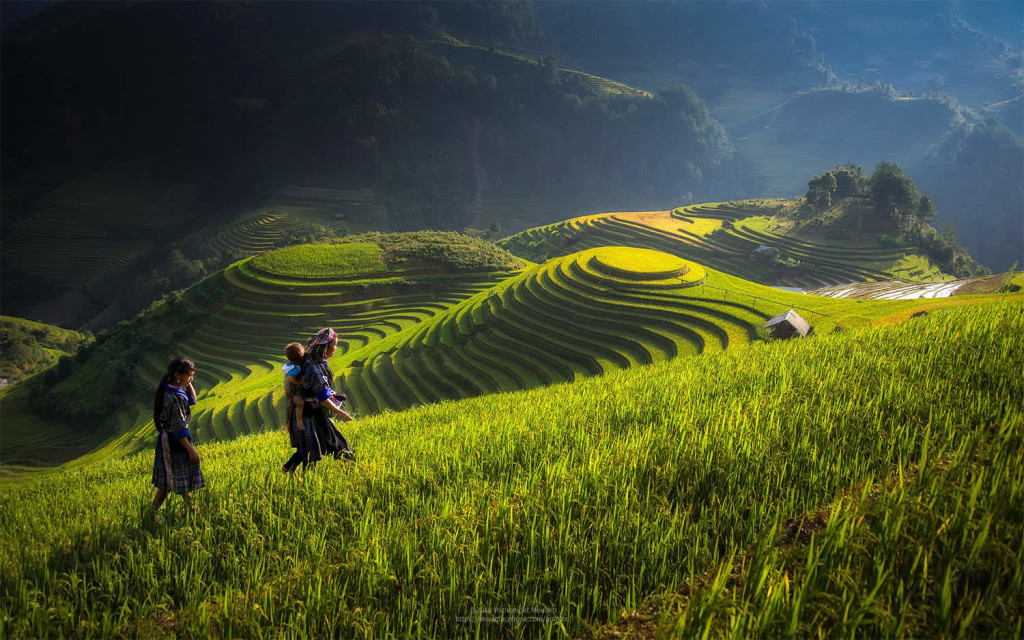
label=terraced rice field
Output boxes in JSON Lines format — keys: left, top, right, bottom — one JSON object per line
{"left": 337, "top": 247, "right": 772, "bottom": 416}
{"left": 128, "top": 254, "right": 518, "bottom": 446}
{"left": 561, "top": 69, "right": 655, "bottom": 98}
{"left": 265, "top": 185, "right": 389, "bottom": 232}
{"left": 207, "top": 211, "right": 298, "bottom": 255}
{"left": 2, "top": 172, "right": 196, "bottom": 286}
{"left": 499, "top": 203, "right": 951, "bottom": 291}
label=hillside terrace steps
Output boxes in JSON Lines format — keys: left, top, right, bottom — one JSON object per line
{"left": 341, "top": 368, "right": 379, "bottom": 417}
{"left": 368, "top": 353, "right": 415, "bottom": 410}
{"left": 440, "top": 344, "right": 502, "bottom": 396}
{"left": 395, "top": 351, "right": 454, "bottom": 405}
{"left": 727, "top": 226, "right": 897, "bottom": 282}
{"left": 259, "top": 390, "right": 281, "bottom": 431}
{"left": 391, "top": 354, "right": 434, "bottom": 407}
{"left": 265, "top": 186, "right": 387, "bottom": 232}
{"left": 530, "top": 266, "right": 666, "bottom": 366}
{"left": 418, "top": 348, "right": 477, "bottom": 400}
{"left": 518, "top": 273, "right": 638, "bottom": 369}
{"left": 672, "top": 204, "right": 757, "bottom": 221}
{"left": 733, "top": 224, "right": 908, "bottom": 260}
{"left": 4, "top": 172, "right": 193, "bottom": 286}
{"left": 340, "top": 247, "right": 776, "bottom": 414}
{"left": 554, "top": 255, "right": 763, "bottom": 341}
{"left": 243, "top": 397, "right": 262, "bottom": 432}
{"left": 549, "top": 259, "right": 707, "bottom": 357}
{"left": 501, "top": 281, "right": 617, "bottom": 375}
{"left": 489, "top": 285, "right": 593, "bottom": 379}
{"left": 467, "top": 330, "right": 551, "bottom": 389}
{"left": 460, "top": 340, "right": 524, "bottom": 390}
{"left": 208, "top": 212, "right": 294, "bottom": 255}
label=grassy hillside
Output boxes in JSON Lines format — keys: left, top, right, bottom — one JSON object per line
{"left": 0, "top": 300, "right": 1020, "bottom": 638}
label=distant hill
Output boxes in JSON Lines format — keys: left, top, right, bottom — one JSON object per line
{"left": 0, "top": 2, "right": 736, "bottom": 211}
{"left": 915, "top": 120, "right": 1024, "bottom": 272}
{"left": 1, "top": 1, "right": 738, "bottom": 329}
{"left": 532, "top": 0, "right": 1022, "bottom": 268}
{"left": 0, "top": 316, "right": 91, "bottom": 385}
{"left": 730, "top": 86, "right": 967, "bottom": 198}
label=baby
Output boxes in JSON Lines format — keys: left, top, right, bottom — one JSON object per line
{"left": 282, "top": 341, "right": 306, "bottom": 434}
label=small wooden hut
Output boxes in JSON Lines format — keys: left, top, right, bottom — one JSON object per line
{"left": 766, "top": 309, "right": 810, "bottom": 339}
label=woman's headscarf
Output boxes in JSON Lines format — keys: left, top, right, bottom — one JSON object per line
{"left": 308, "top": 327, "right": 337, "bottom": 361}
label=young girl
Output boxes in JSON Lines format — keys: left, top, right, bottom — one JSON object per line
{"left": 152, "top": 357, "right": 204, "bottom": 512}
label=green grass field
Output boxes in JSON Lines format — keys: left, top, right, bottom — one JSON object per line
{"left": 1, "top": 299, "right": 1020, "bottom": 638}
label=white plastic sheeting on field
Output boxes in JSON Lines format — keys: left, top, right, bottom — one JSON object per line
{"left": 808, "top": 277, "right": 988, "bottom": 300}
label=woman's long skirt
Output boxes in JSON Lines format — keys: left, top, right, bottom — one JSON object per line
{"left": 151, "top": 433, "right": 205, "bottom": 494}
{"left": 302, "top": 406, "right": 355, "bottom": 462}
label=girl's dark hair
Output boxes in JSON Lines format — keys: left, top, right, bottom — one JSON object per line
{"left": 153, "top": 357, "right": 195, "bottom": 430}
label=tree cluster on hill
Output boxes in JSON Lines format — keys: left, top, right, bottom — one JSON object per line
{"left": 799, "top": 162, "right": 987, "bottom": 278}
{"left": 0, "top": 317, "right": 92, "bottom": 383}
{"left": 25, "top": 291, "right": 209, "bottom": 430}
{"left": 342, "top": 231, "right": 522, "bottom": 272}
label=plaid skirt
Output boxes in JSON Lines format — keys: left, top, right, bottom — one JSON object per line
{"left": 151, "top": 433, "right": 205, "bottom": 494}
{"left": 291, "top": 405, "right": 354, "bottom": 462}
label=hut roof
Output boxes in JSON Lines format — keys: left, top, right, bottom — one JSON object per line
{"left": 766, "top": 309, "right": 810, "bottom": 337}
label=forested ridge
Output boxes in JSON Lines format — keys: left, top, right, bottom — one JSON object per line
{"left": 1, "top": 1, "right": 735, "bottom": 216}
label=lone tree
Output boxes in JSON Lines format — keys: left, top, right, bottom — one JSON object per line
{"left": 805, "top": 164, "right": 864, "bottom": 211}
{"left": 869, "top": 161, "right": 920, "bottom": 228}
{"left": 831, "top": 163, "right": 864, "bottom": 199}
{"left": 806, "top": 171, "right": 837, "bottom": 210}
{"left": 916, "top": 194, "right": 937, "bottom": 222}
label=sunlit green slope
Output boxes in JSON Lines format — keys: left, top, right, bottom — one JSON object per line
{"left": 498, "top": 203, "right": 956, "bottom": 289}
{"left": 2, "top": 224, "right": 1013, "bottom": 476}
{"left": 332, "top": 241, "right": 1006, "bottom": 417}
{"left": 0, "top": 234, "right": 523, "bottom": 470}
{"left": 1, "top": 300, "right": 1020, "bottom": 638}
